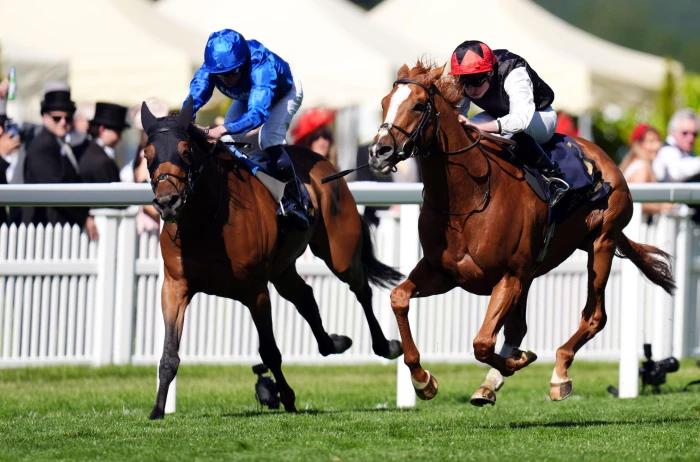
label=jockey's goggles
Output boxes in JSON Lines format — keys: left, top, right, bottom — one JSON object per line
{"left": 460, "top": 72, "right": 492, "bottom": 88}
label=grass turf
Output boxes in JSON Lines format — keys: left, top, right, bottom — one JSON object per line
{"left": 0, "top": 361, "right": 699, "bottom": 461}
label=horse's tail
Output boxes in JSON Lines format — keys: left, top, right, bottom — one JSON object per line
{"left": 360, "top": 218, "right": 404, "bottom": 288}
{"left": 616, "top": 232, "right": 676, "bottom": 295}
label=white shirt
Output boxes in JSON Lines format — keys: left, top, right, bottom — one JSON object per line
{"left": 460, "top": 67, "right": 536, "bottom": 136}
{"left": 652, "top": 136, "right": 700, "bottom": 182}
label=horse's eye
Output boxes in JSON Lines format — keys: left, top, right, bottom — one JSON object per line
{"left": 412, "top": 102, "right": 427, "bottom": 112}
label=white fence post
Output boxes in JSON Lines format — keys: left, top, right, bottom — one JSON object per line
{"left": 672, "top": 207, "right": 692, "bottom": 358}
{"left": 618, "top": 203, "right": 643, "bottom": 398}
{"left": 92, "top": 211, "right": 119, "bottom": 366}
{"left": 396, "top": 204, "right": 420, "bottom": 408}
{"left": 112, "top": 209, "right": 137, "bottom": 364}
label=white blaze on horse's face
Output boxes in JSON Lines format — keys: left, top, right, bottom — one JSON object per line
{"left": 379, "top": 84, "right": 411, "bottom": 137}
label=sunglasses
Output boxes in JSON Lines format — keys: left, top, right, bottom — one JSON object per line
{"left": 50, "top": 114, "right": 71, "bottom": 123}
{"left": 460, "top": 73, "right": 491, "bottom": 88}
{"left": 681, "top": 130, "right": 698, "bottom": 137}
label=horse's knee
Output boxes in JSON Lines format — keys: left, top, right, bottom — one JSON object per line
{"left": 473, "top": 336, "right": 495, "bottom": 362}
{"left": 390, "top": 286, "right": 411, "bottom": 313}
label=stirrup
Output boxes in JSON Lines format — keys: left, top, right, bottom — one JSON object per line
{"left": 544, "top": 176, "right": 570, "bottom": 207}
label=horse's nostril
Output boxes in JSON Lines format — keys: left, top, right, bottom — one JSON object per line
{"left": 168, "top": 195, "right": 180, "bottom": 207}
{"left": 376, "top": 145, "right": 393, "bottom": 157}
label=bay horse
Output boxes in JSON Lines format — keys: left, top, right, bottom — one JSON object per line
{"left": 369, "top": 63, "right": 675, "bottom": 405}
{"left": 141, "top": 99, "right": 403, "bottom": 419}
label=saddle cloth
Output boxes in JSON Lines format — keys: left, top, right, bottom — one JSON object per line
{"left": 518, "top": 134, "right": 611, "bottom": 223}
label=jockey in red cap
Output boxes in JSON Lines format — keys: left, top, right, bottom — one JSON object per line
{"left": 450, "top": 40, "right": 567, "bottom": 190}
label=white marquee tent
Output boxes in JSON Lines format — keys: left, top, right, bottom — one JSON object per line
{"left": 1, "top": 38, "right": 69, "bottom": 123}
{"left": 0, "top": 0, "right": 202, "bottom": 117}
{"left": 369, "top": 0, "right": 680, "bottom": 113}
{"left": 156, "top": 0, "right": 420, "bottom": 108}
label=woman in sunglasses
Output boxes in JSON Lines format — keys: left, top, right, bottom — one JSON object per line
{"left": 449, "top": 40, "right": 561, "bottom": 178}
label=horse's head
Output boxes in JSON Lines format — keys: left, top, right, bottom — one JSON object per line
{"left": 369, "top": 63, "right": 447, "bottom": 175}
{"left": 141, "top": 97, "right": 198, "bottom": 222}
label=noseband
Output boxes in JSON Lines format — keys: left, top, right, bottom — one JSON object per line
{"left": 147, "top": 126, "right": 204, "bottom": 205}
{"left": 377, "top": 78, "right": 483, "bottom": 161}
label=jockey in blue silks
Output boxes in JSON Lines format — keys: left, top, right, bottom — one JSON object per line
{"left": 185, "top": 28, "right": 309, "bottom": 228}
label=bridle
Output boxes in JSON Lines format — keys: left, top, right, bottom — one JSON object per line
{"left": 377, "top": 78, "right": 483, "bottom": 162}
{"left": 147, "top": 125, "right": 207, "bottom": 205}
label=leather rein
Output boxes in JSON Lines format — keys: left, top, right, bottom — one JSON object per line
{"left": 379, "top": 78, "right": 515, "bottom": 162}
{"left": 147, "top": 125, "right": 211, "bottom": 204}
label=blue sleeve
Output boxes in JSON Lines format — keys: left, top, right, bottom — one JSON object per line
{"left": 224, "top": 60, "right": 278, "bottom": 134}
{"left": 185, "top": 66, "right": 214, "bottom": 116}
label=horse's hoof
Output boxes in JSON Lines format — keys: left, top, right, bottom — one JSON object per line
{"left": 283, "top": 403, "right": 298, "bottom": 413}
{"left": 330, "top": 334, "right": 352, "bottom": 354}
{"left": 320, "top": 334, "right": 352, "bottom": 356}
{"left": 375, "top": 339, "right": 403, "bottom": 360}
{"left": 516, "top": 349, "right": 538, "bottom": 368}
{"left": 549, "top": 379, "right": 573, "bottom": 401}
{"left": 470, "top": 386, "right": 497, "bottom": 407}
{"left": 413, "top": 371, "right": 438, "bottom": 400}
{"left": 148, "top": 408, "right": 164, "bottom": 420}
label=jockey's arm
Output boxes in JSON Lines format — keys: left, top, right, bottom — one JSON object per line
{"left": 498, "top": 67, "right": 536, "bottom": 136}
{"left": 186, "top": 66, "right": 215, "bottom": 116}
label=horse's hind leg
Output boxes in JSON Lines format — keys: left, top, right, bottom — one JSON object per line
{"left": 311, "top": 237, "right": 401, "bottom": 360}
{"left": 470, "top": 282, "right": 537, "bottom": 406}
{"left": 272, "top": 265, "right": 352, "bottom": 356}
{"left": 550, "top": 234, "right": 614, "bottom": 401}
{"left": 150, "top": 277, "right": 190, "bottom": 420}
{"left": 244, "top": 286, "right": 297, "bottom": 412}
{"left": 392, "top": 258, "right": 455, "bottom": 400}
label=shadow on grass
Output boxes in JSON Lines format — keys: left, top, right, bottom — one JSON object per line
{"left": 219, "top": 406, "right": 418, "bottom": 418}
{"left": 484, "top": 416, "right": 699, "bottom": 430}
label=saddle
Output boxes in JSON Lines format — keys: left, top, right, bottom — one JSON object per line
{"left": 499, "top": 134, "right": 611, "bottom": 223}
{"left": 224, "top": 140, "right": 314, "bottom": 230}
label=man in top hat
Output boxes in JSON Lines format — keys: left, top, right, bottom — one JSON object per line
{"left": 22, "top": 82, "right": 89, "bottom": 231}
{"left": 78, "top": 102, "right": 128, "bottom": 183}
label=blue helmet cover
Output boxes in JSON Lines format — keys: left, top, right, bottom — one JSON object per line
{"left": 202, "top": 29, "right": 250, "bottom": 74}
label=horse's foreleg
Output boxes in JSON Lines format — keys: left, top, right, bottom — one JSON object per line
{"left": 551, "top": 235, "right": 613, "bottom": 401}
{"left": 150, "top": 277, "right": 189, "bottom": 420}
{"left": 272, "top": 266, "right": 351, "bottom": 356}
{"left": 473, "top": 274, "right": 531, "bottom": 377}
{"left": 392, "top": 258, "right": 455, "bottom": 400}
{"left": 471, "top": 283, "right": 536, "bottom": 406}
{"left": 246, "top": 287, "right": 297, "bottom": 412}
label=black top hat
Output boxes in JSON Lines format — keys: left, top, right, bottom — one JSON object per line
{"left": 91, "top": 102, "right": 129, "bottom": 131}
{"left": 40, "top": 90, "right": 76, "bottom": 115}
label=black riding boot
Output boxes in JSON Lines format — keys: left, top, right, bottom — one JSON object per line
{"left": 269, "top": 146, "right": 311, "bottom": 230}
{"left": 513, "top": 133, "right": 569, "bottom": 205}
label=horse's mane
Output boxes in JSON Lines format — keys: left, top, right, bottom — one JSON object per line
{"left": 407, "top": 60, "right": 462, "bottom": 107}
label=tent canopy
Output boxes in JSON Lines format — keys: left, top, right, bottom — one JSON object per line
{"left": 157, "top": 0, "right": 420, "bottom": 108}
{"left": 369, "top": 0, "right": 679, "bottom": 113}
{"left": 0, "top": 0, "right": 201, "bottom": 112}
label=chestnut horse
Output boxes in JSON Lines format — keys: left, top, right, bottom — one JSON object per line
{"left": 141, "top": 100, "right": 402, "bottom": 419}
{"left": 369, "top": 63, "right": 675, "bottom": 405}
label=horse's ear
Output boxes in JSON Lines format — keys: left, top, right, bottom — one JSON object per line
{"left": 178, "top": 97, "right": 194, "bottom": 128}
{"left": 141, "top": 101, "right": 156, "bottom": 133}
{"left": 429, "top": 64, "right": 446, "bottom": 83}
{"left": 396, "top": 64, "right": 409, "bottom": 80}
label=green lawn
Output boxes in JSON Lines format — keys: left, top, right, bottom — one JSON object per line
{"left": 0, "top": 361, "right": 699, "bottom": 461}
